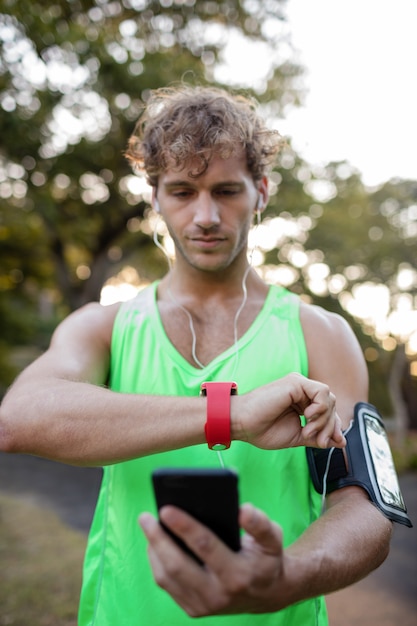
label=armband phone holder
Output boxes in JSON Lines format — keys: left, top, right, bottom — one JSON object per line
{"left": 307, "top": 402, "right": 412, "bottom": 527}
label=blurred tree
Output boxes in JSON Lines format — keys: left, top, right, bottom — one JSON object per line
{"left": 0, "top": 0, "right": 301, "bottom": 310}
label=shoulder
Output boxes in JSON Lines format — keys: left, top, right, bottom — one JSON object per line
{"left": 51, "top": 301, "right": 122, "bottom": 351}
{"left": 299, "top": 301, "right": 354, "bottom": 343}
{"left": 299, "top": 299, "right": 363, "bottom": 361}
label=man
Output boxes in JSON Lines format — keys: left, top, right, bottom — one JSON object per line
{"left": 0, "top": 86, "right": 394, "bottom": 625}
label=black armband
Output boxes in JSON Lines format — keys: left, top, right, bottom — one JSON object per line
{"left": 306, "top": 402, "right": 412, "bottom": 527}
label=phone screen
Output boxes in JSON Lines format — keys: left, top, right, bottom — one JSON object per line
{"left": 151, "top": 467, "right": 240, "bottom": 563}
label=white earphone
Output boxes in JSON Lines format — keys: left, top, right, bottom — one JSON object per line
{"left": 255, "top": 195, "right": 263, "bottom": 225}
{"left": 154, "top": 199, "right": 161, "bottom": 213}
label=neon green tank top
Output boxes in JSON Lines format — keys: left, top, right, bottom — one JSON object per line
{"left": 78, "top": 283, "right": 327, "bottom": 626}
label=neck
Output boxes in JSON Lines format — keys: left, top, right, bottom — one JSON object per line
{"left": 156, "top": 260, "right": 269, "bottom": 370}
{"left": 162, "top": 257, "right": 261, "bottom": 304}
{"left": 163, "top": 265, "right": 261, "bottom": 370}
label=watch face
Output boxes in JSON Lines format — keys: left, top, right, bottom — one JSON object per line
{"left": 363, "top": 413, "right": 405, "bottom": 510}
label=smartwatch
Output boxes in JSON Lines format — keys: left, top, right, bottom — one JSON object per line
{"left": 200, "top": 382, "right": 238, "bottom": 451}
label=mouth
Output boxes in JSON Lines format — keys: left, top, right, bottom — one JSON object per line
{"left": 189, "top": 236, "right": 226, "bottom": 249}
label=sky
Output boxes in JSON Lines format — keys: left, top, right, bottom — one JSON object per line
{"left": 282, "top": 0, "right": 417, "bottom": 186}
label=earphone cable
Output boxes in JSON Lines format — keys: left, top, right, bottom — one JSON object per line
{"left": 320, "top": 419, "right": 354, "bottom": 511}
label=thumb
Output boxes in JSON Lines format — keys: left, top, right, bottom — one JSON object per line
{"left": 239, "top": 504, "right": 283, "bottom": 556}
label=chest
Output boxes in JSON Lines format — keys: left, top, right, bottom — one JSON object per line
{"left": 157, "top": 301, "right": 263, "bottom": 368}
{"left": 110, "top": 285, "right": 307, "bottom": 394}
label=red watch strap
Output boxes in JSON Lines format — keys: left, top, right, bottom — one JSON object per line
{"left": 201, "top": 382, "right": 238, "bottom": 450}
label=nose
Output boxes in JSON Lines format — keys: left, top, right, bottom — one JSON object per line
{"left": 193, "top": 193, "right": 220, "bottom": 229}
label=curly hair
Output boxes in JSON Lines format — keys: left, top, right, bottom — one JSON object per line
{"left": 125, "top": 86, "right": 284, "bottom": 186}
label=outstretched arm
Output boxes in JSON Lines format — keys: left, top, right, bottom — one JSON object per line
{"left": 0, "top": 302, "right": 206, "bottom": 465}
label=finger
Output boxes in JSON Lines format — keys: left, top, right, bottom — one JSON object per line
{"left": 302, "top": 423, "right": 345, "bottom": 449}
{"left": 138, "top": 511, "right": 159, "bottom": 540}
{"left": 139, "top": 511, "right": 200, "bottom": 571}
{"left": 147, "top": 544, "right": 202, "bottom": 613}
{"left": 147, "top": 541, "right": 209, "bottom": 617}
{"left": 239, "top": 504, "right": 283, "bottom": 557}
{"left": 328, "top": 414, "right": 346, "bottom": 446}
{"left": 302, "top": 385, "right": 334, "bottom": 420}
{"left": 303, "top": 408, "right": 345, "bottom": 448}
{"left": 302, "top": 386, "right": 344, "bottom": 448}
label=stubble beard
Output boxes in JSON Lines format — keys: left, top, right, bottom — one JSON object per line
{"left": 168, "top": 221, "right": 252, "bottom": 276}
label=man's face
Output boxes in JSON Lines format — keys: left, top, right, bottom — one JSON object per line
{"left": 155, "top": 153, "right": 267, "bottom": 275}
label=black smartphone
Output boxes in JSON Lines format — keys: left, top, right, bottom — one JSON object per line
{"left": 151, "top": 467, "right": 241, "bottom": 563}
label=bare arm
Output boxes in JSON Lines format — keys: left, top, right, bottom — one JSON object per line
{"left": 0, "top": 303, "right": 206, "bottom": 465}
{"left": 0, "top": 302, "right": 343, "bottom": 465}
{"left": 139, "top": 304, "right": 393, "bottom": 615}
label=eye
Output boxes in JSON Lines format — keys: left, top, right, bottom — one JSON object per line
{"left": 172, "top": 189, "right": 193, "bottom": 198}
{"left": 216, "top": 188, "right": 239, "bottom": 197}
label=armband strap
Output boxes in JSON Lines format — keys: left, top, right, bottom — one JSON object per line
{"left": 306, "top": 402, "right": 412, "bottom": 527}
{"left": 200, "top": 382, "right": 238, "bottom": 451}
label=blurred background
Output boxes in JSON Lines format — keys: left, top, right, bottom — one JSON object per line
{"left": 0, "top": 0, "right": 416, "bottom": 624}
